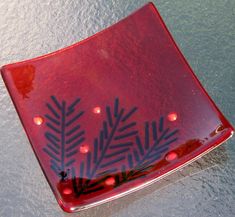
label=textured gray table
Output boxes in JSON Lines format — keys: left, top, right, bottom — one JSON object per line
{"left": 0, "top": 1, "right": 234, "bottom": 217}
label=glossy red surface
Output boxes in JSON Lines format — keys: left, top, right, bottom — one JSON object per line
{"left": 1, "top": 3, "right": 233, "bottom": 213}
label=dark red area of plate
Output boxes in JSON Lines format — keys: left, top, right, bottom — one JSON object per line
{"left": 1, "top": 3, "right": 233, "bottom": 212}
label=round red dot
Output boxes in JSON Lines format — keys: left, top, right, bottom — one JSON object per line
{"left": 79, "top": 144, "right": 89, "bottom": 154}
{"left": 33, "top": 116, "right": 44, "bottom": 125}
{"left": 105, "top": 177, "right": 115, "bottom": 186}
{"left": 167, "top": 112, "right": 177, "bottom": 122}
{"left": 93, "top": 106, "right": 101, "bottom": 114}
{"left": 63, "top": 188, "right": 72, "bottom": 195}
{"left": 165, "top": 152, "right": 178, "bottom": 161}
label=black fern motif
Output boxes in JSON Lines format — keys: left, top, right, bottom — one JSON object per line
{"left": 115, "top": 117, "right": 179, "bottom": 186}
{"left": 72, "top": 98, "right": 138, "bottom": 195}
{"left": 43, "top": 96, "right": 85, "bottom": 180}
{"left": 43, "top": 96, "right": 180, "bottom": 196}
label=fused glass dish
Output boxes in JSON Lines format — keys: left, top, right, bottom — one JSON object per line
{"left": 1, "top": 2, "right": 234, "bottom": 213}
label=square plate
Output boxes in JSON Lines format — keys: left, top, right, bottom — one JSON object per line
{"left": 1, "top": 2, "right": 233, "bottom": 213}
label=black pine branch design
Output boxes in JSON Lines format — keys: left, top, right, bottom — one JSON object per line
{"left": 72, "top": 98, "right": 138, "bottom": 196}
{"left": 43, "top": 96, "right": 180, "bottom": 195}
{"left": 43, "top": 96, "right": 85, "bottom": 180}
{"left": 115, "top": 117, "right": 179, "bottom": 186}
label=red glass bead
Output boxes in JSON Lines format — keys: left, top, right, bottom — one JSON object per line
{"left": 33, "top": 116, "right": 44, "bottom": 125}
{"left": 165, "top": 152, "right": 178, "bottom": 161}
{"left": 105, "top": 177, "right": 116, "bottom": 186}
{"left": 63, "top": 188, "right": 72, "bottom": 195}
{"left": 93, "top": 106, "right": 101, "bottom": 114}
{"left": 167, "top": 112, "right": 177, "bottom": 122}
{"left": 79, "top": 144, "right": 89, "bottom": 154}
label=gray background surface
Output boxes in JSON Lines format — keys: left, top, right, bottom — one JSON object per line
{"left": 0, "top": 0, "right": 234, "bottom": 217}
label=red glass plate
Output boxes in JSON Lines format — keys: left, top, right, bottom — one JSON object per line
{"left": 1, "top": 2, "right": 234, "bottom": 213}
